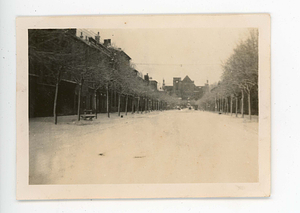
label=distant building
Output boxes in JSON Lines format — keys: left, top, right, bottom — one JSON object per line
{"left": 28, "top": 29, "right": 146, "bottom": 117}
{"left": 150, "top": 80, "right": 158, "bottom": 91}
{"left": 29, "top": 29, "right": 112, "bottom": 117}
{"left": 163, "top": 76, "right": 209, "bottom": 100}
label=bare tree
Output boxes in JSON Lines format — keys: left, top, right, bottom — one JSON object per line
{"left": 29, "top": 29, "right": 92, "bottom": 124}
{"left": 221, "top": 29, "right": 258, "bottom": 119}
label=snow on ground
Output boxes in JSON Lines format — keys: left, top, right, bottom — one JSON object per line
{"left": 29, "top": 110, "right": 258, "bottom": 184}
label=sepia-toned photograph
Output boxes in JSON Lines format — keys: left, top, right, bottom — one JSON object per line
{"left": 16, "top": 15, "right": 270, "bottom": 199}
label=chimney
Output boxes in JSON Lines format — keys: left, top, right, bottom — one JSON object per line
{"left": 80, "top": 32, "right": 83, "bottom": 39}
{"left": 85, "top": 36, "right": 88, "bottom": 41}
{"left": 95, "top": 32, "right": 100, "bottom": 44}
{"left": 103, "top": 39, "right": 111, "bottom": 47}
{"left": 144, "top": 73, "right": 149, "bottom": 82}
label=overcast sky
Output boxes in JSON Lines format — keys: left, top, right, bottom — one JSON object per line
{"left": 80, "top": 28, "right": 250, "bottom": 88}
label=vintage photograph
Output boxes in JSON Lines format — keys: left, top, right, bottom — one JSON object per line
{"left": 17, "top": 15, "right": 270, "bottom": 199}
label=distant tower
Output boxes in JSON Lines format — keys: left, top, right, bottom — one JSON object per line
{"left": 205, "top": 80, "right": 209, "bottom": 93}
{"left": 162, "top": 79, "right": 165, "bottom": 90}
{"left": 95, "top": 32, "right": 100, "bottom": 44}
{"left": 173, "top": 77, "right": 181, "bottom": 96}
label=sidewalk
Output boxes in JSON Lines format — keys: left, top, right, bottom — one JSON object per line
{"left": 29, "top": 110, "right": 166, "bottom": 150}
{"left": 29, "top": 110, "right": 163, "bottom": 130}
{"left": 208, "top": 111, "right": 259, "bottom": 123}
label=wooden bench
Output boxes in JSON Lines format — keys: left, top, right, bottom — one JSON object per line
{"left": 81, "top": 110, "right": 96, "bottom": 120}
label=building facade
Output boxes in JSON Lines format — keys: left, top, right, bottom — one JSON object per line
{"left": 163, "top": 75, "right": 209, "bottom": 101}
{"left": 29, "top": 29, "right": 160, "bottom": 118}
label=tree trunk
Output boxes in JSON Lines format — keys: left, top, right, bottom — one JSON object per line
{"left": 95, "top": 92, "right": 97, "bottom": 119}
{"left": 222, "top": 98, "right": 223, "bottom": 112}
{"left": 146, "top": 98, "right": 149, "bottom": 112}
{"left": 224, "top": 98, "right": 226, "bottom": 114}
{"left": 77, "top": 86, "right": 81, "bottom": 121}
{"left": 153, "top": 99, "right": 155, "bottom": 111}
{"left": 132, "top": 96, "right": 134, "bottom": 114}
{"left": 77, "top": 76, "right": 84, "bottom": 121}
{"left": 137, "top": 97, "right": 140, "bottom": 114}
{"left": 152, "top": 99, "right": 154, "bottom": 111}
{"left": 53, "top": 69, "right": 62, "bottom": 125}
{"left": 114, "top": 90, "right": 117, "bottom": 110}
{"left": 235, "top": 96, "right": 238, "bottom": 117}
{"left": 227, "top": 98, "right": 229, "bottom": 114}
{"left": 53, "top": 81, "right": 59, "bottom": 124}
{"left": 224, "top": 98, "right": 227, "bottom": 114}
{"left": 151, "top": 99, "right": 153, "bottom": 111}
{"left": 215, "top": 97, "right": 217, "bottom": 112}
{"left": 230, "top": 94, "right": 233, "bottom": 116}
{"left": 248, "top": 91, "right": 251, "bottom": 120}
{"left": 227, "top": 97, "right": 229, "bottom": 114}
{"left": 118, "top": 93, "right": 121, "bottom": 116}
{"left": 221, "top": 98, "right": 223, "bottom": 112}
{"left": 241, "top": 89, "right": 244, "bottom": 118}
{"left": 125, "top": 94, "right": 128, "bottom": 115}
{"left": 107, "top": 85, "right": 110, "bottom": 118}
{"left": 110, "top": 87, "right": 113, "bottom": 112}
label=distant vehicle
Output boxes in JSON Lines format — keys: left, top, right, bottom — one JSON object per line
{"left": 189, "top": 106, "right": 192, "bottom": 110}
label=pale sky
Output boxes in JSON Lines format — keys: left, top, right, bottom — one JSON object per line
{"left": 79, "top": 28, "right": 250, "bottom": 88}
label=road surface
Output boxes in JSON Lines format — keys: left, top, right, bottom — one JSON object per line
{"left": 29, "top": 110, "right": 258, "bottom": 184}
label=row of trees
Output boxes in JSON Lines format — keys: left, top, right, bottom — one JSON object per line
{"left": 29, "top": 29, "right": 180, "bottom": 124}
{"left": 198, "top": 29, "right": 259, "bottom": 119}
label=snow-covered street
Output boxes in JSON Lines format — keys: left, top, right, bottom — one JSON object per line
{"left": 29, "top": 110, "right": 258, "bottom": 184}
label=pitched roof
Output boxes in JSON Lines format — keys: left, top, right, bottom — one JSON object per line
{"left": 182, "top": 75, "right": 193, "bottom": 83}
{"left": 164, "top": 86, "right": 173, "bottom": 91}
